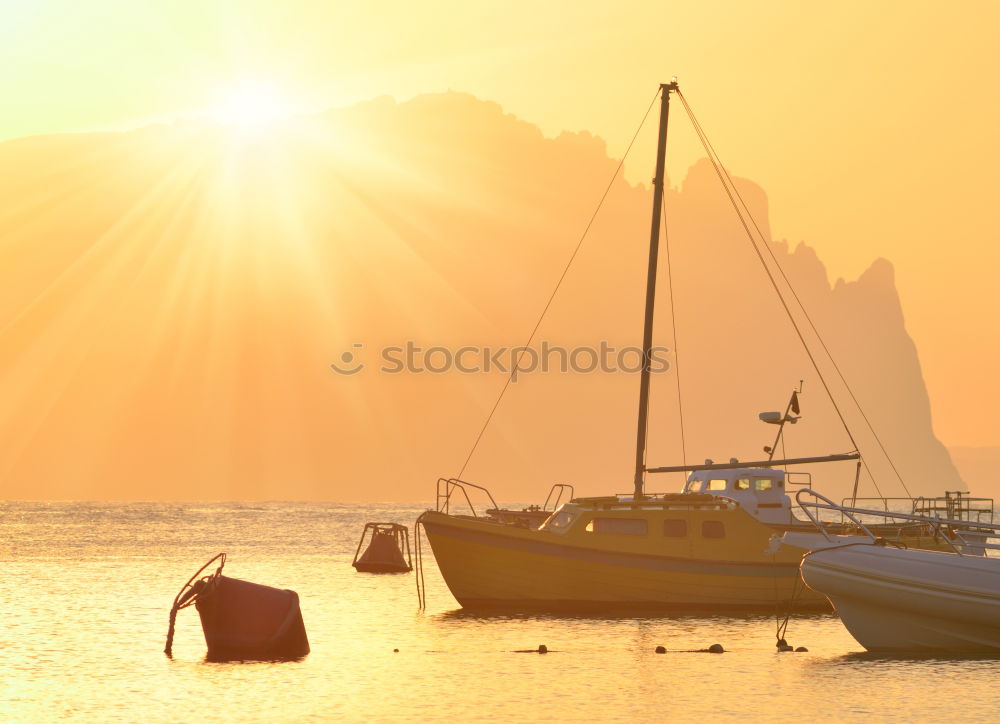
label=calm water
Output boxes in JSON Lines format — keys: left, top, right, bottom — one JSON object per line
{"left": 2, "top": 502, "right": 998, "bottom": 722}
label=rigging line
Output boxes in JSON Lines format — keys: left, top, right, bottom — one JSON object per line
{"left": 455, "top": 87, "right": 663, "bottom": 479}
{"left": 675, "top": 91, "right": 909, "bottom": 499}
{"left": 859, "top": 448, "right": 884, "bottom": 498}
{"left": 674, "top": 92, "right": 867, "bottom": 465}
{"left": 675, "top": 92, "right": 890, "bottom": 500}
{"left": 660, "top": 193, "right": 687, "bottom": 467}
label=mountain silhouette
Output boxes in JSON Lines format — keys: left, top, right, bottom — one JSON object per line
{"left": 0, "top": 91, "right": 963, "bottom": 500}
{"left": 948, "top": 447, "right": 1000, "bottom": 499}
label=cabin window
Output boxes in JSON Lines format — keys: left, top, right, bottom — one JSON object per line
{"left": 754, "top": 478, "right": 774, "bottom": 491}
{"left": 735, "top": 478, "right": 751, "bottom": 490}
{"left": 702, "top": 521, "right": 725, "bottom": 539}
{"left": 707, "top": 479, "right": 728, "bottom": 491}
{"left": 585, "top": 518, "right": 648, "bottom": 536}
{"left": 663, "top": 519, "right": 687, "bottom": 537}
{"left": 544, "top": 508, "right": 578, "bottom": 530}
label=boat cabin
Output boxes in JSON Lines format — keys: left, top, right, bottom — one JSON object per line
{"left": 683, "top": 467, "right": 792, "bottom": 524}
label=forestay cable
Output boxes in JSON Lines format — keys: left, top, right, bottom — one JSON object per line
{"left": 660, "top": 194, "right": 687, "bottom": 467}
{"left": 677, "top": 90, "right": 910, "bottom": 497}
{"left": 456, "top": 88, "right": 663, "bottom": 478}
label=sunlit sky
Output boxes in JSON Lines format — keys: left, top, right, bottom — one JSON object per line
{"left": 2, "top": 0, "right": 998, "bottom": 448}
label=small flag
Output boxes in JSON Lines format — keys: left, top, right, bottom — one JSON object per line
{"left": 790, "top": 391, "right": 800, "bottom": 415}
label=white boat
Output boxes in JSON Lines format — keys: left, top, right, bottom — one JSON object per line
{"left": 790, "top": 489, "right": 1000, "bottom": 652}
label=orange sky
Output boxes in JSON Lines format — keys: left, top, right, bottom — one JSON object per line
{"left": 1, "top": 0, "right": 998, "bottom": 451}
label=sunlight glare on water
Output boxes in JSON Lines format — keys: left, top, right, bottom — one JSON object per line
{"left": 2, "top": 502, "right": 998, "bottom": 722}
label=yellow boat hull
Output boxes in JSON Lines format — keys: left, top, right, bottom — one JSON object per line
{"left": 421, "top": 509, "right": 827, "bottom": 610}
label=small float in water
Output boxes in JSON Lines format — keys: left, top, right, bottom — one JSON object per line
{"left": 353, "top": 523, "right": 413, "bottom": 573}
{"left": 165, "top": 553, "right": 310, "bottom": 660}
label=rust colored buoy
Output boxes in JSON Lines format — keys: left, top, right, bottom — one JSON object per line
{"left": 165, "top": 553, "right": 310, "bottom": 661}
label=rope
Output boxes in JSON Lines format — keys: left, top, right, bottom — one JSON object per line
{"left": 415, "top": 512, "right": 427, "bottom": 610}
{"left": 775, "top": 569, "right": 802, "bottom": 646}
{"left": 164, "top": 552, "right": 226, "bottom": 658}
{"left": 660, "top": 193, "right": 686, "bottom": 468}
{"left": 455, "top": 88, "right": 663, "bottom": 479}
{"left": 164, "top": 605, "right": 180, "bottom": 657}
{"left": 675, "top": 89, "right": 888, "bottom": 499}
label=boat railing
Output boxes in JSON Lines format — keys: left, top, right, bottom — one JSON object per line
{"left": 543, "top": 484, "right": 575, "bottom": 511}
{"left": 785, "top": 472, "right": 812, "bottom": 486}
{"left": 436, "top": 477, "right": 499, "bottom": 518}
{"left": 798, "top": 489, "right": 1000, "bottom": 556}
{"left": 912, "top": 492, "right": 994, "bottom": 525}
{"left": 839, "top": 494, "right": 995, "bottom": 527}
{"left": 839, "top": 497, "right": 926, "bottom": 526}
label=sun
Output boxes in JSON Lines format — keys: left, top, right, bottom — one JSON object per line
{"left": 210, "top": 78, "right": 298, "bottom": 127}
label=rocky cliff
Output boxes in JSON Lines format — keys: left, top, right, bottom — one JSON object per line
{"left": 0, "top": 92, "right": 962, "bottom": 499}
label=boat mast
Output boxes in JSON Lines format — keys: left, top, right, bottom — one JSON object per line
{"left": 633, "top": 81, "right": 677, "bottom": 499}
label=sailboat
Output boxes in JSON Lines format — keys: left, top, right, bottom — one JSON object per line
{"left": 417, "top": 82, "right": 953, "bottom": 611}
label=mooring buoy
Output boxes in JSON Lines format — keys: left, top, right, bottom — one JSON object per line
{"left": 655, "top": 646, "right": 667, "bottom": 654}
{"left": 708, "top": 644, "right": 724, "bottom": 654}
{"left": 165, "top": 553, "right": 309, "bottom": 661}
{"left": 353, "top": 523, "right": 413, "bottom": 573}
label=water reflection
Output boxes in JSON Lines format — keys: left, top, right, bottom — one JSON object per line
{"left": 201, "top": 654, "right": 310, "bottom": 664}
{"left": 435, "top": 607, "right": 836, "bottom": 624}
{"left": 826, "top": 650, "right": 1000, "bottom": 664}
{"left": 4, "top": 502, "right": 1000, "bottom": 723}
